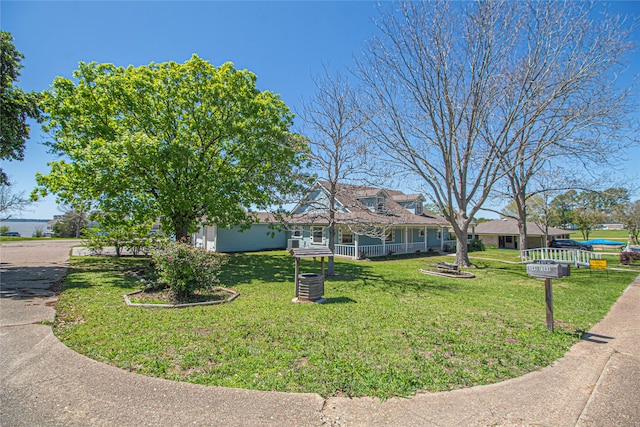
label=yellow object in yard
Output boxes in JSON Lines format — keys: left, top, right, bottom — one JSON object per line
{"left": 589, "top": 259, "right": 608, "bottom": 270}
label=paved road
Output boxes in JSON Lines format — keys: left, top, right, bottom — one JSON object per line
{"left": 1, "top": 240, "right": 639, "bottom": 426}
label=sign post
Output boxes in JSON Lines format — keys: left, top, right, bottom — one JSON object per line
{"left": 526, "top": 261, "right": 570, "bottom": 333}
{"left": 545, "top": 278, "right": 553, "bottom": 332}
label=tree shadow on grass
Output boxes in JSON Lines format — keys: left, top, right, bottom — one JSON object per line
{"left": 63, "top": 256, "right": 149, "bottom": 291}
{"left": 220, "top": 251, "right": 379, "bottom": 287}
{"left": 197, "top": 251, "right": 472, "bottom": 299}
{"left": 324, "top": 296, "right": 358, "bottom": 304}
{"left": 330, "top": 259, "right": 466, "bottom": 296}
{"left": 355, "top": 275, "right": 465, "bottom": 296}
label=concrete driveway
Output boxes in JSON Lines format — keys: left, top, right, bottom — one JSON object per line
{"left": 1, "top": 240, "right": 639, "bottom": 426}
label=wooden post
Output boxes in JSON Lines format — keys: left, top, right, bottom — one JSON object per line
{"left": 320, "top": 256, "right": 325, "bottom": 278}
{"left": 545, "top": 278, "right": 554, "bottom": 332}
{"left": 294, "top": 258, "right": 300, "bottom": 297}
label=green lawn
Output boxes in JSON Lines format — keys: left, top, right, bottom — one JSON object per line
{"left": 53, "top": 251, "right": 638, "bottom": 399}
{"left": 570, "top": 229, "right": 630, "bottom": 241}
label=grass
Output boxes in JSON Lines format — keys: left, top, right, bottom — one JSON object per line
{"left": 52, "top": 251, "right": 638, "bottom": 399}
{"left": 467, "top": 248, "right": 523, "bottom": 263}
{"left": 570, "top": 229, "right": 630, "bottom": 241}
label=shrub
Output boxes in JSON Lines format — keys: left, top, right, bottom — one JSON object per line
{"left": 620, "top": 251, "right": 640, "bottom": 265}
{"left": 150, "top": 241, "right": 227, "bottom": 299}
{"left": 468, "top": 238, "right": 486, "bottom": 252}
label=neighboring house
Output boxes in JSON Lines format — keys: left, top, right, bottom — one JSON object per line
{"left": 193, "top": 181, "right": 455, "bottom": 258}
{"left": 286, "top": 181, "right": 452, "bottom": 258}
{"left": 46, "top": 215, "right": 63, "bottom": 232}
{"left": 474, "top": 219, "right": 570, "bottom": 250}
{"left": 601, "top": 223, "right": 625, "bottom": 230}
{"left": 193, "top": 212, "right": 287, "bottom": 253}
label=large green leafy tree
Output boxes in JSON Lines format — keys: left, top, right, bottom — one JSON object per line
{"left": 0, "top": 31, "right": 40, "bottom": 185}
{"left": 33, "top": 55, "right": 308, "bottom": 240}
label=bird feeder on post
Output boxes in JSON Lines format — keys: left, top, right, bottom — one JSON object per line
{"left": 289, "top": 247, "right": 333, "bottom": 303}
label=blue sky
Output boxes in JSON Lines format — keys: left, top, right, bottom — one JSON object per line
{"left": 2, "top": 1, "right": 639, "bottom": 219}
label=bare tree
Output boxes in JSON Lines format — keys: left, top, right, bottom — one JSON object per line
{"left": 359, "top": 1, "right": 525, "bottom": 266}
{"left": 299, "top": 68, "right": 371, "bottom": 274}
{"left": 358, "top": 1, "right": 637, "bottom": 266}
{"left": 0, "top": 183, "right": 30, "bottom": 220}
{"left": 496, "top": 1, "right": 638, "bottom": 252}
{"left": 617, "top": 200, "right": 640, "bottom": 244}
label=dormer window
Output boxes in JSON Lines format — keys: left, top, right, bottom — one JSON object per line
{"left": 416, "top": 203, "right": 423, "bottom": 215}
{"left": 376, "top": 196, "right": 386, "bottom": 213}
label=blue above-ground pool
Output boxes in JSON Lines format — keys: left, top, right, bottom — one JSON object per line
{"left": 583, "top": 239, "right": 626, "bottom": 246}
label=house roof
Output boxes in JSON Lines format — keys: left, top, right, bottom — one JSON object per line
{"left": 474, "top": 219, "right": 569, "bottom": 237}
{"left": 289, "top": 181, "right": 449, "bottom": 227}
{"left": 390, "top": 193, "right": 424, "bottom": 203}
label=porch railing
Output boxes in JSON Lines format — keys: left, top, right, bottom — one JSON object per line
{"left": 520, "top": 247, "right": 602, "bottom": 267}
{"left": 334, "top": 242, "right": 433, "bottom": 259}
{"left": 334, "top": 244, "right": 357, "bottom": 258}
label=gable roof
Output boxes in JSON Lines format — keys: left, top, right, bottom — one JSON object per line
{"left": 474, "top": 219, "right": 569, "bottom": 237}
{"left": 289, "top": 181, "right": 449, "bottom": 227}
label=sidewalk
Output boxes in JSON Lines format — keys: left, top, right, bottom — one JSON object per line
{"left": 1, "top": 241, "right": 638, "bottom": 426}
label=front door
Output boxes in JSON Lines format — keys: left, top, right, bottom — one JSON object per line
{"left": 499, "top": 236, "right": 505, "bottom": 249}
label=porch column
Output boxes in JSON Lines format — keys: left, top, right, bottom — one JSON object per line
{"left": 424, "top": 226, "right": 428, "bottom": 252}
{"left": 382, "top": 236, "right": 386, "bottom": 256}
{"left": 440, "top": 226, "right": 445, "bottom": 252}
{"left": 354, "top": 234, "right": 359, "bottom": 259}
{"left": 405, "top": 227, "right": 409, "bottom": 253}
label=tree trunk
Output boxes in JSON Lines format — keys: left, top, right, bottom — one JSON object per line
{"left": 517, "top": 219, "right": 527, "bottom": 251}
{"left": 75, "top": 217, "right": 82, "bottom": 238}
{"left": 452, "top": 212, "right": 472, "bottom": 266}
{"left": 327, "top": 183, "right": 337, "bottom": 276}
{"left": 327, "top": 222, "right": 336, "bottom": 276}
{"left": 173, "top": 218, "right": 190, "bottom": 243}
{"left": 454, "top": 227, "right": 471, "bottom": 266}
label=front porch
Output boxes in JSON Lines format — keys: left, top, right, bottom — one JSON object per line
{"left": 289, "top": 223, "right": 469, "bottom": 260}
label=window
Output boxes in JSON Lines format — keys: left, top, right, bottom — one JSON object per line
{"left": 311, "top": 226, "right": 324, "bottom": 244}
{"left": 505, "top": 236, "right": 513, "bottom": 244}
{"left": 418, "top": 228, "right": 425, "bottom": 237}
{"left": 416, "top": 203, "right": 423, "bottom": 215}
{"left": 292, "top": 227, "right": 303, "bottom": 238}
{"left": 385, "top": 230, "right": 395, "bottom": 242}
{"left": 437, "top": 230, "right": 442, "bottom": 240}
{"left": 340, "top": 230, "right": 354, "bottom": 244}
{"left": 376, "top": 196, "right": 386, "bottom": 213}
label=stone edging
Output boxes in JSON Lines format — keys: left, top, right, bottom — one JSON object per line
{"left": 124, "top": 287, "right": 240, "bottom": 309}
